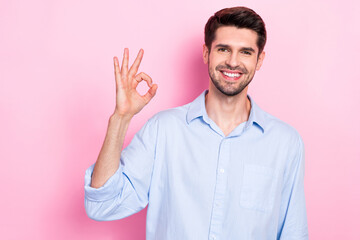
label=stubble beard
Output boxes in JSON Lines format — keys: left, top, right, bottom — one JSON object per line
{"left": 208, "top": 63, "right": 255, "bottom": 97}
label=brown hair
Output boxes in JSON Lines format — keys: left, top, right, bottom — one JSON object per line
{"left": 204, "top": 7, "right": 267, "bottom": 55}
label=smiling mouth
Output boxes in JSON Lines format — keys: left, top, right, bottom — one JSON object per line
{"left": 220, "top": 70, "right": 243, "bottom": 81}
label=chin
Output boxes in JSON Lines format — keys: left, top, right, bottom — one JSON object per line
{"left": 219, "top": 89, "right": 243, "bottom": 97}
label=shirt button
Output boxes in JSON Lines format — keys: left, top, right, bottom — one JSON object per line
{"left": 219, "top": 168, "right": 225, "bottom": 174}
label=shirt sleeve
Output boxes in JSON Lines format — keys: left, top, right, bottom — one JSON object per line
{"left": 84, "top": 116, "right": 158, "bottom": 221}
{"left": 277, "top": 134, "right": 309, "bottom": 240}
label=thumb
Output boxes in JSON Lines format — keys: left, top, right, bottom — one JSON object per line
{"left": 142, "top": 84, "right": 158, "bottom": 104}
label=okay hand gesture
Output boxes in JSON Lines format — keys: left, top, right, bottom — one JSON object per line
{"left": 113, "top": 48, "right": 158, "bottom": 119}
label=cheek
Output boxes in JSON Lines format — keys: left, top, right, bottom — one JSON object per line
{"left": 245, "top": 59, "right": 258, "bottom": 70}
{"left": 209, "top": 58, "right": 223, "bottom": 69}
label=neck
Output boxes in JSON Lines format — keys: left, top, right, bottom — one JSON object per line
{"left": 205, "top": 86, "right": 251, "bottom": 136}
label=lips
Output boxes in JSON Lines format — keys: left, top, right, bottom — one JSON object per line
{"left": 220, "top": 70, "right": 243, "bottom": 81}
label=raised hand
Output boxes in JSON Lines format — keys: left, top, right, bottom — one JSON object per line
{"left": 113, "top": 48, "right": 158, "bottom": 119}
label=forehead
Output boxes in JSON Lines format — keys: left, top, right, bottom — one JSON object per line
{"left": 212, "top": 26, "right": 259, "bottom": 51}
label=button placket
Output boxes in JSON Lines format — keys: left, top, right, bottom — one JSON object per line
{"left": 208, "top": 138, "right": 230, "bottom": 240}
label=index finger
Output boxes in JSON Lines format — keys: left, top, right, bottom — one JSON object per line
{"left": 128, "top": 49, "right": 144, "bottom": 76}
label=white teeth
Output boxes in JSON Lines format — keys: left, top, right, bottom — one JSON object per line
{"left": 222, "top": 71, "right": 241, "bottom": 78}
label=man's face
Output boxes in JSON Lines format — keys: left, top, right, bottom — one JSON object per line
{"left": 203, "top": 26, "right": 265, "bottom": 96}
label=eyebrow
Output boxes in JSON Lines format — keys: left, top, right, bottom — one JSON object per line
{"left": 214, "top": 44, "right": 256, "bottom": 53}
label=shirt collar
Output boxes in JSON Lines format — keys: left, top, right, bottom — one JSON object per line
{"left": 186, "top": 90, "right": 267, "bottom": 133}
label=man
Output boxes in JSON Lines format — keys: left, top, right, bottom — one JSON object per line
{"left": 84, "top": 6, "right": 308, "bottom": 240}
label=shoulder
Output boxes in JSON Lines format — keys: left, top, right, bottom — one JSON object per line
{"left": 260, "top": 108, "right": 304, "bottom": 151}
{"left": 148, "top": 102, "right": 191, "bottom": 126}
{"left": 257, "top": 109, "right": 305, "bottom": 171}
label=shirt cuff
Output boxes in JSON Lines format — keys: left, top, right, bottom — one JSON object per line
{"left": 84, "top": 163, "right": 124, "bottom": 202}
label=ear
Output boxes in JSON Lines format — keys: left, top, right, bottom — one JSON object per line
{"left": 256, "top": 51, "right": 265, "bottom": 71}
{"left": 202, "top": 44, "right": 209, "bottom": 64}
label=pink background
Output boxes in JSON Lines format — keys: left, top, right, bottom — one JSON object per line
{"left": 1, "top": 0, "right": 359, "bottom": 239}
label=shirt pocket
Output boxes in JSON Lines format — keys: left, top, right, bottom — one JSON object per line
{"left": 240, "top": 164, "right": 277, "bottom": 213}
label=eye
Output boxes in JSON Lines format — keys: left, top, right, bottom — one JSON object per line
{"left": 242, "top": 51, "right": 252, "bottom": 55}
{"left": 218, "top": 47, "right": 229, "bottom": 52}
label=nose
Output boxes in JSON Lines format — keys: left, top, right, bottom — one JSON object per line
{"left": 225, "top": 52, "right": 240, "bottom": 68}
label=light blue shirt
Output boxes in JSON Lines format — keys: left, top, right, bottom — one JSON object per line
{"left": 84, "top": 90, "right": 308, "bottom": 240}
